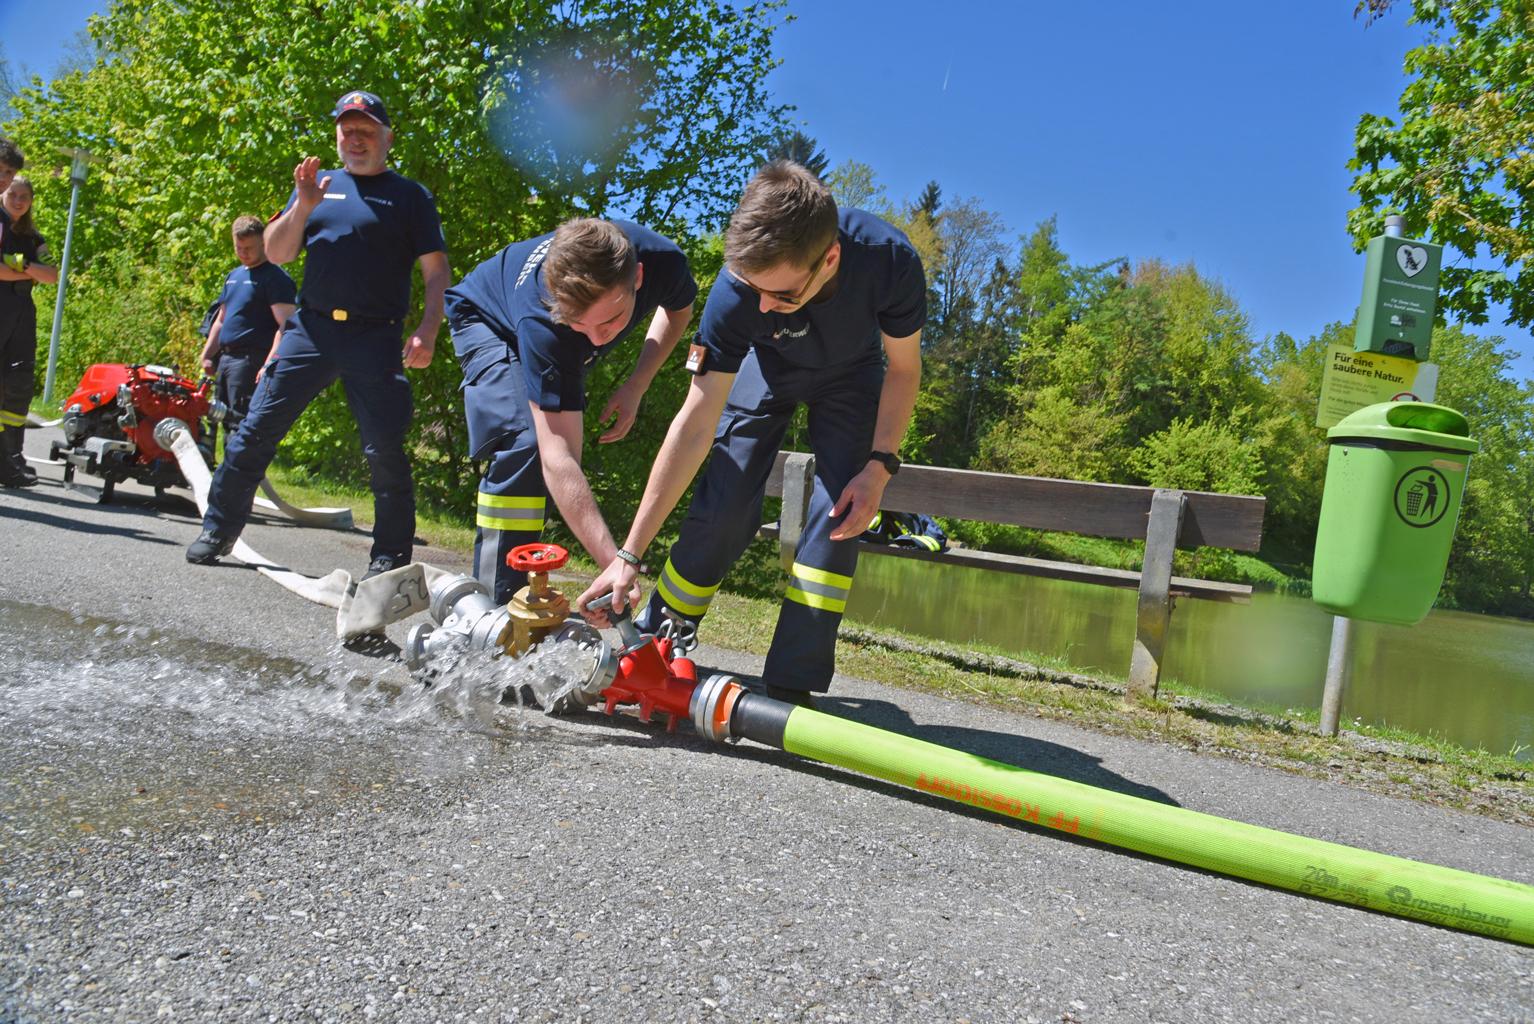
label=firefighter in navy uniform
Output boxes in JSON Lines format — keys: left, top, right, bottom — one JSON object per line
{"left": 578, "top": 162, "right": 925, "bottom": 706}
{"left": 446, "top": 218, "right": 695, "bottom": 604}
{"left": 0, "top": 174, "right": 60, "bottom": 488}
{"left": 197, "top": 215, "right": 297, "bottom": 454}
{"left": 186, "top": 91, "right": 450, "bottom": 577}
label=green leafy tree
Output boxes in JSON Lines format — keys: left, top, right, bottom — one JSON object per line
{"left": 914, "top": 180, "right": 941, "bottom": 223}
{"left": 1427, "top": 325, "right": 1534, "bottom": 614}
{"left": 823, "top": 159, "right": 889, "bottom": 215}
{"left": 760, "top": 128, "right": 827, "bottom": 177}
{"left": 1127, "top": 413, "right": 1263, "bottom": 495}
{"left": 1350, "top": 1, "right": 1534, "bottom": 324}
{"left": 5, "top": 0, "right": 787, "bottom": 526}
{"left": 976, "top": 386, "right": 1126, "bottom": 483}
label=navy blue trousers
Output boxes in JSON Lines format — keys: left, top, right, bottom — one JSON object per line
{"left": 0, "top": 288, "right": 37, "bottom": 461}
{"left": 639, "top": 350, "right": 883, "bottom": 692}
{"left": 209, "top": 350, "right": 262, "bottom": 454}
{"left": 453, "top": 318, "right": 547, "bottom": 603}
{"left": 202, "top": 310, "right": 415, "bottom": 562}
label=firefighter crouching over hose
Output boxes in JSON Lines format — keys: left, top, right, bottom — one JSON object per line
{"left": 445, "top": 218, "right": 695, "bottom": 609}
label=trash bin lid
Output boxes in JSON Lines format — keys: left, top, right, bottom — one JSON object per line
{"left": 1326, "top": 401, "right": 1480, "bottom": 453}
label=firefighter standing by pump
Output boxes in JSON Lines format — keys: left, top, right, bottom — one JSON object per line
{"left": 197, "top": 215, "right": 297, "bottom": 454}
{"left": 578, "top": 162, "right": 926, "bottom": 707}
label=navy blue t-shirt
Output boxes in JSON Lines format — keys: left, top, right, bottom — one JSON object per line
{"left": 697, "top": 208, "right": 926, "bottom": 376}
{"left": 282, "top": 168, "right": 445, "bottom": 319}
{"left": 446, "top": 221, "right": 697, "bottom": 412}
{"left": 215, "top": 261, "right": 297, "bottom": 356}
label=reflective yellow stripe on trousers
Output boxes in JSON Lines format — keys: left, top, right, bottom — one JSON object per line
{"left": 475, "top": 492, "right": 545, "bottom": 532}
{"left": 656, "top": 557, "right": 721, "bottom": 617}
{"left": 785, "top": 561, "right": 853, "bottom": 613}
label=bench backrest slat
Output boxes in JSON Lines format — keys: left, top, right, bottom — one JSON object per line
{"left": 763, "top": 452, "right": 1266, "bottom": 552}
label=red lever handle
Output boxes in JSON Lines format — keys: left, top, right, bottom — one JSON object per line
{"left": 507, "top": 543, "right": 569, "bottom": 572}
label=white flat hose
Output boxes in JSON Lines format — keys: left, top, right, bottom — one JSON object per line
{"left": 253, "top": 478, "right": 354, "bottom": 529}
{"left": 162, "top": 419, "right": 448, "bottom": 638}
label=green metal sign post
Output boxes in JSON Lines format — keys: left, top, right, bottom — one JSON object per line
{"left": 1353, "top": 222, "right": 1441, "bottom": 361}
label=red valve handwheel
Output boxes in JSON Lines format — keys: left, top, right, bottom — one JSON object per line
{"left": 507, "top": 543, "right": 569, "bottom": 572}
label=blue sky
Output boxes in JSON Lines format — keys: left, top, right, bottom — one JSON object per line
{"left": 5, "top": 0, "right": 1531, "bottom": 384}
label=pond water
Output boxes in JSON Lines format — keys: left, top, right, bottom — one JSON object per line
{"left": 842, "top": 554, "right": 1534, "bottom": 761}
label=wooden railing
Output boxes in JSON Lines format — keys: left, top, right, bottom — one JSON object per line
{"left": 761, "top": 451, "right": 1267, "bottom": 697}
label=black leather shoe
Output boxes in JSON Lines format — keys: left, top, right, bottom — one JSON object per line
{"left": 0, "top": 465, "right": 36, "bottom": 488}
{"left": 765, "top": 685, "right": 817, "bottom": 710}
{"left": 361, "top": 555, "right": 408, "bottom": 581}
{"left": 185, "top": 529, "right": 236, "bottom": 564}
{"left": 10, "top": 454, "right": 37, "bottom": 485}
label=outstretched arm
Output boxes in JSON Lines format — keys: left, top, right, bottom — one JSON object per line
{"left": 827, "top": 329, "right": 922, "bottom": 541}
{"left": 598, "top": 302, "right": 694, "bottom": 443}
{"left": 576, "top": 368, "right": 734, "bottom": 618}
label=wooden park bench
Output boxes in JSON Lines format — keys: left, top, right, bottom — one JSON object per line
{"left": 761, "top": 452, "right": 1267, "bottom": 697}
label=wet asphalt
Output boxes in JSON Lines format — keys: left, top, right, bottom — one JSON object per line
{"left": 1, "top": 428, "right": 1530, "bottom": 1024}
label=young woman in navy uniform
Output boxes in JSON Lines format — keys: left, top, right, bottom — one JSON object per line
{"left": 0, "top": 176, "right": 60, "bottom": 488}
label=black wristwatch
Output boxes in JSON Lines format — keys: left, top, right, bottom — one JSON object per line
{"left": 868, "top": 450, "right": 901, "bottom": 476}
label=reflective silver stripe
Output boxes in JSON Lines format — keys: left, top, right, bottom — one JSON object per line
{"left": 787, "top": 574, "right": 845, "bottom": 602}
{"left": 476, "top": 505, "right": 543, "bottom": 523}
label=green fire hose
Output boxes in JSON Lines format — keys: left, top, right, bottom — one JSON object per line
{"left": 713, "top": 689, "right": 1533, "bottom": 945}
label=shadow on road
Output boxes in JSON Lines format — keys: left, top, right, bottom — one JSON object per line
{"left": 0, "top": 487, "right": 187, "bottom": 544}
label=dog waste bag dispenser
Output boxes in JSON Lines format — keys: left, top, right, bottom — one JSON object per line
{"left": 1312, "top": 402, "right": 1478, "bottom": 626}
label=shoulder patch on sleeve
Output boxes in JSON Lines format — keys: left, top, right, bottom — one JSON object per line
{"left": 685, "top": 343, "right": 707, "bottom": 375}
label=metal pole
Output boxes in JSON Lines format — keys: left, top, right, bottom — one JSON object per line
{"left": 1319, "top": 614, "right": 1353, "bottom": 737}
{"left": 1384, "top": 214, "right": 1405, "bottom": 238}
{"left": 42, "top": 151, "right": 91, "bottom": 405}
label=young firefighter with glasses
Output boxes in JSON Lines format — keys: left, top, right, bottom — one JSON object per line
{"left": 579, "top": 162, "right": 926, "bottom": 707}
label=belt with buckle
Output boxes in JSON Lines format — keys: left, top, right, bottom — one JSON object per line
{"left": 302, "top": 305, "right": 402, "bottom": 327}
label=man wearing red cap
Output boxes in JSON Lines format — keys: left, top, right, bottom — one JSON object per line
{"left": 187, "top": 90, "right": 450, "bottom": 580}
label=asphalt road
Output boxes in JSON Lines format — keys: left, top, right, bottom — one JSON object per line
{"left": 1, "top": 428, "right": 1531, "bottom": 1023}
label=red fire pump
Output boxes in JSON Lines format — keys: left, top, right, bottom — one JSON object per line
{"left": 50, "top": 363, "right": 234, "bottom": 503}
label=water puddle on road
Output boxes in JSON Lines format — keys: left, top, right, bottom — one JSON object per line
{"left": 0, "top": 597, "right": 601, "bottom": 738}
{"left": 0, "top": 598, "right": 598, "bottom": 840}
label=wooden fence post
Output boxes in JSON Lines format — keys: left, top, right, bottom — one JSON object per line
{"left": 1129, "top": 489, "right": 1186, "bottom": 698}
{"left": 779, "top": 452, "right": 816, "bottom": 573}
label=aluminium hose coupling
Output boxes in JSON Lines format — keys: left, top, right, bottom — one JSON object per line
{"left": 151, "top": 417, "right": 193, "bottom": 450}
{"left": 689, "top": 672, "right": 748, "bottom": 744}
{"left": 403, "top": 573, "right": 514, "bottom": 675}
{"left": 528, "top": 620, "right": 619, "bottom": 715}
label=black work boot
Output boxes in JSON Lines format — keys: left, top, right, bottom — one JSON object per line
{"left": 185, "top": 529, "right": 236, "bottom": 565}
{"left": 361, "top": 555, "right": 408, "bottom": 581}
{"left": 0, "top": 430, "right": 35, "bottom": 487}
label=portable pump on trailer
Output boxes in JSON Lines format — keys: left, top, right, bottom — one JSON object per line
{"left": 50, "top": 363, "right": 237, "bottom": 502}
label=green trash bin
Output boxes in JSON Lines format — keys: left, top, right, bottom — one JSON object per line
{"left": 1312, "top": 402, "right": 1479, "bottom": 625}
